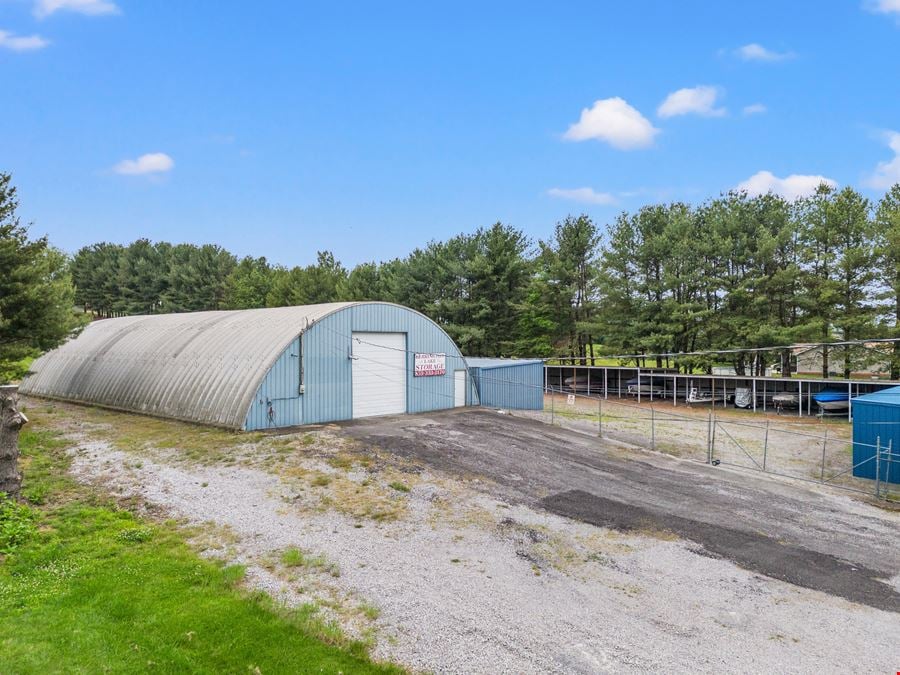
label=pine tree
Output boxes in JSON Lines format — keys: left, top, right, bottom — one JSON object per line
{"left": 0, "top": 173, "right": 76, "bottom": 382}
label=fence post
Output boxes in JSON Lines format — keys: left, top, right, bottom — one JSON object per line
{"left": 706, "top": 411, "right": 712, "bottom": 463}
{"left": 874, "top": 436, "right": 881, "bottom": 499}
{"left": 887, "top": 439, "right": 894, "bottom": 498}
{"left": 820, "top": 427, "right": 828, "bottom": 482}
{"left": 551, "top": 387, "right": 555, "bottom": 425}
{"left": 710, "top": 411, "right": 717, "bottom": 463}
{"left": 762, "top": 419, "right": 769, "bottom": 472}
{"left": 651, "top": 406, "right": 656, "bottom": 451}
{"left": 598, "top": 395, "right": 602, "bottom": 438}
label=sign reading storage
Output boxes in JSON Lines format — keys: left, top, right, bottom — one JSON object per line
{"left": 414, "top": 352, "right": 446, "bottom": 377}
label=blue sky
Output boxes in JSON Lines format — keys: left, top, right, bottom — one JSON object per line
{"left": 2, "top": 0, "right": 900, "bottom": 267}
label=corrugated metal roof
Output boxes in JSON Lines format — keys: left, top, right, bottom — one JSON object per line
{"left": 465, "top": 357, "right": 544, "bottom": 369}
{"left": 21, "top": 302, "right": 356, "bottom": 428}
{"left": 852, "top": 385, "right": 900, "bottom": 406}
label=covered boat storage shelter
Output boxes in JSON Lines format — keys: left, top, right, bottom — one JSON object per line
{"left": 21, "top": 302, "right": 472, "bottom": 430}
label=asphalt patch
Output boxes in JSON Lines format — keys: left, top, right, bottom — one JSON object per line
{"left": 542, "top": 489, "right": 900, "bottom": 614}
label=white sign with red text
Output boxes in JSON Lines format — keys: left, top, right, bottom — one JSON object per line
{"left": 414, "top": 352, "right": 446, "bottom": 377}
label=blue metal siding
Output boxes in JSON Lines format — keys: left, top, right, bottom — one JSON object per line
{"left": 244, "top": 303, "right": 465, "bottom": 429}
{"left": 303, "top": 303, "right": 465, "bottom": 423}
{"left": 473, "top": 361, "right": 543, "bottom": 410}
{"left": 851, "top": 396, "right": 900, "bottom": 484}
{"left": 245, "top": 336, "right": 302, "bottom": 430}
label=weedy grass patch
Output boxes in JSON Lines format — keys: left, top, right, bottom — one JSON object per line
{"left": 279, "top": 547, "right": 341, "bottom": 577}
{"left": 54, "top": 403, "right": 263, "bottom": 465}
{"left": 0, "top": 493, "right": 35, "bottom": 554}
{"left": 0, "top": 411, "right": 402, "bottom": 674}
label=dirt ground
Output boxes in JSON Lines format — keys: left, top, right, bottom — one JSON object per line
{"left": 22, "top": 398, "right": 900, "bottom": 673}
{"left": 529, "top": 393, "right": 871, "bottom": 493}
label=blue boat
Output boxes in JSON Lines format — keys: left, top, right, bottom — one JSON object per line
{"left": 813, "top": 389, "right": 851, "bottom": 412}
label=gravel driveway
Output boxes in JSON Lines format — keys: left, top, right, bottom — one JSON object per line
{"left": 32, "top": 401, "right": 900, "bottom": 673}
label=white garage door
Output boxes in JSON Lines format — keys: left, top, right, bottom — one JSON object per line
{"left": 351, "top": 332, "right": 407, "bottom": 418}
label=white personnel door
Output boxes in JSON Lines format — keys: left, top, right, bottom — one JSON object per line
{"left": 454, "top": 370, "right": 467, "bottom": 407}
{"left": 351, "top": 332, "right": 407, "bottom": 418}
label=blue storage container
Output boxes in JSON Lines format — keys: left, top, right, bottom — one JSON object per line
{"left": 851, "top": 385, "right": 900, "bottom": 484}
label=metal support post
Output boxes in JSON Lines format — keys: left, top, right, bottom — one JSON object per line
{"left": 598, "top": 396, "right": 602, "bottom": 438}
{"left": 875, "top": 436, "right": 881, "bottom": 499}
{"left": 762, "top": 419, "right": 769, "bottom": 472}
{"left": 887, "top": 439, "right": 894, "bottom": 494}
{"left": 551, "top": 387, "right": 555, "bottom": 425}
{"left": 651, "top": 407, "right": 656, "bottom": 451}
{"left": 820, "top": 427, "right": 828, "bottom": 482}
{"left": 847, "top": 382, "right": 852, "bottom": 421}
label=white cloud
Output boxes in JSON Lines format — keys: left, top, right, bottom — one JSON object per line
{"left": 0, "top": 29, "right": 49, "bottom": 51}
{"left": 865, "top": 0, "right": 900, "bottom": 17}
{"left": 736, "top": 171, "right": 837, "bottom": 200}
{"left": 113, "top": 153, "right": 174, "bottom": 176}
{"left": 735, "top": 43, "right": 794, "bottom": 62}
{"left": 657, "top": 86, "right": 726, "bottom": 118}
{"left": 35, "top": 0, "right": 120, "bottom": 18}
{"left": 547, "top": 187, "right": 617, "bottom": 205}
{"left": 864, "top": 131, "right": 900, "bottom": 189}
{"left": 742, "top": 103, "right": 768, "bottom": 116}
{"left": 563, "top": 97, "right": 659, "bottom": 150}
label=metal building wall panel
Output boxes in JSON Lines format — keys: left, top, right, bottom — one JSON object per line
{"left": 300, "top": 303, "right": 467, "bottom": 424}
{"left": 852, "top": 394, "right": 900, "bottom": 484}
{"left": 473, "top": 361, "right": 543, "bottom": 410}
{"left": 245, "top": 337, "right": 302, "bottom": 430}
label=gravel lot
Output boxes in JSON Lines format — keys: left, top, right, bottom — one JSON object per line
{"left": 28, "top": 399, "right": 900, "bottom": 673}
{"left": 528, "top": 393, "right": 866, "bottom": 491}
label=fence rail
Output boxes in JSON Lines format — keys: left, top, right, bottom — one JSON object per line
{"left": 535, "top": 386, "right": 898, "bottom": 502}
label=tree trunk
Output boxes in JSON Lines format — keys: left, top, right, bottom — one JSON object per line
{"left": 734, "top": 355, "right": 746, "bottom": 377}
{"left": 0, "top": 386, "right": 27, "bottom": 498}
{"left": 781, "top": 349, "right": 793, "bottom": 377}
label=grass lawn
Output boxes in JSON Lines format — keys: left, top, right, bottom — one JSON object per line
{"left": 0, "top": 425, "right": 403, "bottom": 674}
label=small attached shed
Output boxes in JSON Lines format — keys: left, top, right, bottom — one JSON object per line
{"left": 851, "top": 385, "right": 900, "bottom": 484}
{"left": 466, "top": 358, "right": 544, "bottom": 410}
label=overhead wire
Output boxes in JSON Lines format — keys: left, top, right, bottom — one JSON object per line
{"left": 551, "top": 337, "right": 900, "bottom": 362}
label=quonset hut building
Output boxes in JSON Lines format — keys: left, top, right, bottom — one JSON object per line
{"left": 21, "top": 302, "right": 474, "bottom": 430}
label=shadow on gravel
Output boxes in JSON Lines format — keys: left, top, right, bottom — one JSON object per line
{"left": 541, "top": 489, "right": 900, "bottom": 614}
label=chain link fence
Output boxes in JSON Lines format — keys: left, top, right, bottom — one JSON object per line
{"left": 517, "top": 387, "right": 898, "bottom": 502}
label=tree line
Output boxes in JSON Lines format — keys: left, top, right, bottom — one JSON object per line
{"left": 3, "top": 169, "right": 900, "bottom": 382}
{"left": 68, "top": 182, "right": 900, "bottom": 378}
